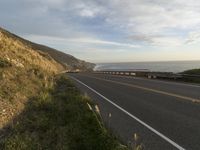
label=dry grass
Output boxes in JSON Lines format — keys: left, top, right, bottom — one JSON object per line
{"left": 0, "top": 28, "right": 128, "bottom": 150}
{"left": 0, "top": 28, "right": 64, "bottom": 129}
{"left": 0, "top": 75, "right": 127, "bottom": 150}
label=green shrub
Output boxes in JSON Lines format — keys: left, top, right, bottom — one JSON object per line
{"left": 181, "top": 69, "right": 200, "bottom": 83}
{"left": 0, "top": 59, "right": 12, "bottom": 68}
{"left": 182, "top": 69, "right": 200, "bottom": 75}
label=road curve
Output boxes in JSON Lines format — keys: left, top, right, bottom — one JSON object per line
{"left": 68, "top": 73, "right": 200, "bottom": 150}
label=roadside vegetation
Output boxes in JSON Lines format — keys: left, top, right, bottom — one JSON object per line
{"left": 0, "top": 28, "right": 62, "bottom": 129}
{"left": 0, "top": 28, "right": 129, "bottom": 150}
{"left": 181, "top": 69, "right": 200, "bottom": 83}
{"left": 0, "top": 75, "right": 127, "bottom": 150}
{"left": 182, "top": 69, "right": 200, "bottom": 75}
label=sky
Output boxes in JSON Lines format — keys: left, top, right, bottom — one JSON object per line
{"left": 1, "top": 0, "right": 200, "bottom": 63}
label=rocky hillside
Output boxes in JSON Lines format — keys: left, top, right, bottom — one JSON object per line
{"left": 0, "top": 27, "right": 95, "bottom": 71}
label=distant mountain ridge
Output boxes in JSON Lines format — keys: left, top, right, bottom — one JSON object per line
{"left": 0, "top": 27, "right": 95, "bottom": 71}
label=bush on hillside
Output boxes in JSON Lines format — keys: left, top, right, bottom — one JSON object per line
{"left": 182, "top": 69, "right": 200, "bottom": 75}
{"left": 0, "top": 59, "right": 12, "bottom": 68}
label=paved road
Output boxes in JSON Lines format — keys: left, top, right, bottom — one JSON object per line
{"left": 68, "top": 73, "right": 200, "bottom": 150}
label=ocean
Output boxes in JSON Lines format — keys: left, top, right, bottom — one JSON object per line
{"left": 94, "top": 60, "right": 200, "bottom": 73}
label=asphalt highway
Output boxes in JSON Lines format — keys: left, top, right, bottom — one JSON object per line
{"left": 68, "top": 73, "right": 200, "bottom": 150}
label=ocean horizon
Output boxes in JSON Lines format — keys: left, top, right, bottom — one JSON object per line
{"left": 94, "top": 60, "right": 200, "bottom": 73}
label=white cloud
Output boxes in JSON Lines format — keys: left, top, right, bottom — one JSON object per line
{"left": 2, "top": 0, "right": 200, "bottom": 62}
{"left": 4, "top": 0, "right": 200, "bottom": 46}
{"left": 76, "top": 2, "right": 103, "bottom": 18}
{"left": 129, "top": 34, "right": 184, "bottom": 46}
{"left": 185, "top": 31, "right": 200, "bottom": 44}
{"left": 80, "top": 9, "right": 95, "bottom": 17}
{"left": 24, "top": 35, "right": 140, "bottom": 48}
{"left": 67, "top": 38, "right": 140, "bottom": 48}
{"left": 99, "top": 0, "right": 200, "bottom": 45}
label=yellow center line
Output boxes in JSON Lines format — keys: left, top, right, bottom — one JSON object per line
{"left": 82, "top": 74, "right": 200, "bottom": 103}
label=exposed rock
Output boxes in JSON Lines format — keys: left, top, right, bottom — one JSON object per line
{"left": 11, "top": 59, "right": 24, "bottom": 68}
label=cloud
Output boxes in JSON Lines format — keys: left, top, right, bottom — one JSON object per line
{"left": 66, "top": 38, "right": 140, "bottom": 48}
{"left": 129, "top": 35, "right": 161, "bottom": 43}
{"left": 128, "top": 34, "right": 184, "bottom": 46}
{"left": 74, "top": 2, "right": 104, "bottom": 18}
{"left": 185, "top": 31, "right": 200, "bottom": 44}
{"left": 79, "top": 9, "right": 96, "bottom": 18}
{"left": 25, "top": 34, "right": 139, "bottom": 48}
{"left": 102, "top": 0, "right": 200, "bottom": 45}
{"left": 1, "top": 0, "right": 200, "bottom": 62}
{"left": 2, "top": 0, "right": 200, "bottom": 45}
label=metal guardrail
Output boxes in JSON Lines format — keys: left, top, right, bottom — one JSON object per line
{"left": 94, "top": 70, "right": 200, "bottom": 80}
{"left": 95, "top": 70, "right": 149, "bottom": 76}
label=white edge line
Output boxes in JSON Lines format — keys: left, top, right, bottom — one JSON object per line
{"left": 70, "top": 76, "right": 186, "bottom": 150}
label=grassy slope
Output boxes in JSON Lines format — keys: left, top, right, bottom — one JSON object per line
{"left": 0, "top": 27, "right": 95, "bottom": 71}
{"left": 29, "top": 44, "right": 95, "bottom": 71}
{"left": 0, "top": 28, "right": 63, "bottom": 129}
{"left": 0, "top": 28, "right": 127, "bottom": 150}
{"left": 1, "top": 75, "right": 126, "bottom": 150}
